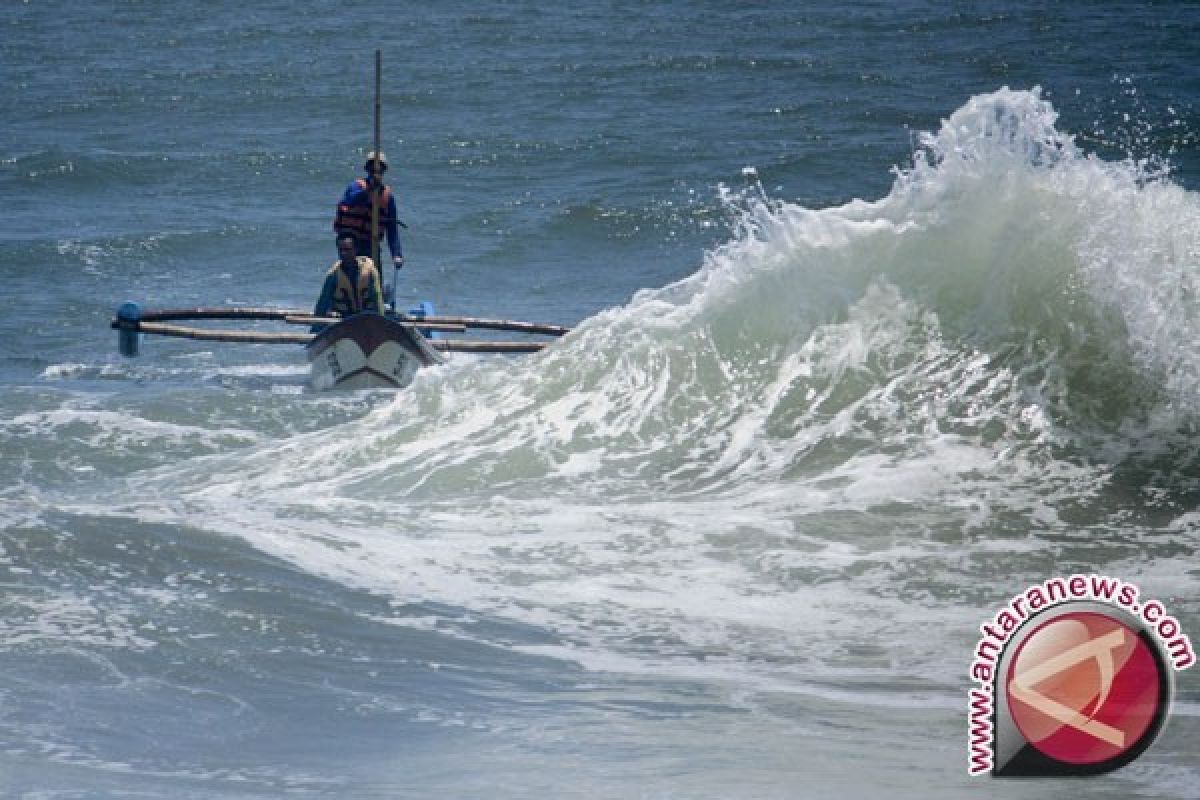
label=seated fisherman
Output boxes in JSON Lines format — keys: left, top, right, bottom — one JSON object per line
{"left": 312, "top": 231, "right": 386, "bottom": 327}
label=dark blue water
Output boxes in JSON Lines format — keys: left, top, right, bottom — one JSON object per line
{"left": 2, "top": 2, "right": 1199, "bottom": 798}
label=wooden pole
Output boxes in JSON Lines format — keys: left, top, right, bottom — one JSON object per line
{"left": 111, "top": 307, "right": 570, "bottom": 335}
{"left": 399, "top": 315, "right": 571, "bottom": 336}
{"left": 370, "top": 49, "right": 382, "bottom": 274}
{"left": 119, "top": 321, "right": 314, "bottom": 345}
{"left": 284, "top": 314, "right": 467, "bottom": 332}
{"left": 431, "top": 340, "right": 550, "bottom": 353}
{"left": 115, "top": 320, "right": 551, "bottom": 353}
{"left": 115, "top": 307, "right": 309, "bottom": 323}
{"left": 112, "top": 316, "right": 560, "bottom": 356}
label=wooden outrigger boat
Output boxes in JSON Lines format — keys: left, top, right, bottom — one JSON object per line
{"left": 111, "top": 53, "right": 572, "bottom": 390}
{"left": 111, "top": 303, "right": 569, "bottom": 391}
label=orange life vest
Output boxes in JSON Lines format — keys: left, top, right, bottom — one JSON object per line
{"left": 333, "top": 178, "right": 394, "bottom": 241}
{"left": 328, "top": 256, "right": 382, "bottom": 315}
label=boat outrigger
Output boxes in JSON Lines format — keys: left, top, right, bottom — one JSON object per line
{"left": 111, "top": 303, "right": 569, "bottom": 390}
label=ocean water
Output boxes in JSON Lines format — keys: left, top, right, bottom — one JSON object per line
{"left": 2, "top": 1, "right": 1199, "bottom": 797}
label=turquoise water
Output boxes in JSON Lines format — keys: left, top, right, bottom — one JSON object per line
{"left": 2, "top": 2, "right": 1199, "bottom": 797}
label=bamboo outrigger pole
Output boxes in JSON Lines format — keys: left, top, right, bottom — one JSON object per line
{"left": 111, "top": 304, "right": 569, "bottom": 357}
{"left": 401, "top": 316, "right": 571, "bottom": 337}
{"left": 112, "top": 307, "right": 570, "bottom": 336}
{"left": 112, "top": 317, "right": 553, "bottom": 353}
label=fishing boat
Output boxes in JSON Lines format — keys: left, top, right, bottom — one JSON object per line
{"left": 306, "top": 312, "right": 443, "bottom": 390}
{"left": 110, "top": 55, "right": 569, "bottom": 390}
{"left": 111, "top": 302, "right": 568, "bottom": 391}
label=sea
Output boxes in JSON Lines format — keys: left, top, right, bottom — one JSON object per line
{"left": 2, "top": 1, "right": 1199, "bottom": 797}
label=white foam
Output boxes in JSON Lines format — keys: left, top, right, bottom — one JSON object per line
{"left": 51, "top": 88, "right": 1200, "bottom": 691}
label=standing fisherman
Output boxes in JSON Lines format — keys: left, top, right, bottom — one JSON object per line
{"left": 333, "top": 151, "right": 404, "bottom": 273}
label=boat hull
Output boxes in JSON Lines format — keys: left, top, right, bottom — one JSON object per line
{"left": 306, "top": 313, "right": 443, "bottom": 390}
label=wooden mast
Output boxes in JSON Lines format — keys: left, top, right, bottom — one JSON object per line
{"left": 370, "top": 49, "right": 382, "bottom": 274}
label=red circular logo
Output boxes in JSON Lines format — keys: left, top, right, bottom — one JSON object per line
{"left": 1005, "top": 611, "right": 1165, "bottom": 766}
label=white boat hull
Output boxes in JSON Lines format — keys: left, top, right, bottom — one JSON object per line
{"left": 306, "top": 313, "right": 443, "bottom": 390}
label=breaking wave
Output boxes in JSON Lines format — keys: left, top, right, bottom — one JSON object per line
{"left": 46, "top": 88, "right": 1200, "bottom": 685}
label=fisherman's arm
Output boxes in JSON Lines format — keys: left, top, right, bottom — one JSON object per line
{"left": 311, "top": 274, "right": 336, "bottom": 330}
{"left": 385, "top": 193, "right": 404, "bottom": 267}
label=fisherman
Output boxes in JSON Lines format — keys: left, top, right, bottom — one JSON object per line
{"left": 333, "top": 151, "right": 404, "bottom": 271}
{"left": 312, "top": 231, "right": 386, "bottom": 327}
